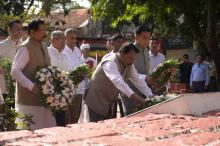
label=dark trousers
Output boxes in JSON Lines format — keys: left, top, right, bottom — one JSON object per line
{"left": 88, "top": 106, "right": 113, "bottom": 122}
{"left": 55, "top": 110, "right": 67, "bottom": 126}
{"left": 191, "top": 81, "right": 205, "bottom": 93}
{"left": 67, "top": 95, "right": 82, "bottom": 124}
{"left": 121, "top": 81, "right": 146, "bottom": 116}
{"left": 208, "top": 76, "right": 217, "bottom": 92}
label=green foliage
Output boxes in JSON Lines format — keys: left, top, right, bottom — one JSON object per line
{"left": 0, "top": 58, "right": 15, "bottom": 107}
{"left": 68, "top": 65, "right": 91, "bottom": 85}
{"left": 0, "top": 58, "right": 33, "bottom": 131}
{"left": 147, "top": 59, "right": 179, "bottom": 95}
{"left": 132, "top": 94, "right": 178, "bottom": 113}
{"left": 0, "top": 10, "right": 45, "bottom": 31}
{"left": 90, "top": 0, "right": 220, "bottom": 46}
{"left": 0, "top": 103, "right": 34, "bottom": 131}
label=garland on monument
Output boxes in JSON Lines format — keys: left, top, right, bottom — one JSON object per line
{"left": 147, "top": 59, "right": 179, "bottom": 95}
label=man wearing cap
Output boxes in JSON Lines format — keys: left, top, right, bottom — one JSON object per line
{"left": 84, "top": 42, "right": 153, "bottom": 122}
{"left": 80, "top": 43, "right": 97, "bottom": 70}
{"left": 102, "top": 33, "right": 124, "bottom": 61}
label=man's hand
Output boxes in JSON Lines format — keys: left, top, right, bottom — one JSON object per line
{"left": 130, "top": 94, "right": 146, "bottom": 106}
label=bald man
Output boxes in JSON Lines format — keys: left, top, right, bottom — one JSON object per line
{"left": 47, "top": 30, "right": 70, "bottom": 126}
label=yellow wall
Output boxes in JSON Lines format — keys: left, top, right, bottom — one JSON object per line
{"left": 166, "top": 49, "right": 197, "bottom": 62}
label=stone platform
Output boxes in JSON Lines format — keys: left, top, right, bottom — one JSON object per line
{"left": 1, "top": 110, "right": 220, "bottom": 146}
{"left": 1, "top": 92, "right": 220, "bottom": 146}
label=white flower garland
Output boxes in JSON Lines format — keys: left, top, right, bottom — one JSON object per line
{"left": 36, "top": 66, "right": 75, "bottom": 112}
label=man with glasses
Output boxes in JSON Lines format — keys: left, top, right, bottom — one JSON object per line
{"left": 64, "top": 28, "right": 85, "bottom": 124}
{"left": 47, "top": 30, "right": 71, "bottom": 126}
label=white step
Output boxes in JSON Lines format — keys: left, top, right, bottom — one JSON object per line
{"left": 128, "top": 92, "right": 220, "bottom": 117}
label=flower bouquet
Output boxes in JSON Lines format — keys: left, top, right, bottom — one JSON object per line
{"left": 68, "top": 64, "right": 92, "bottom": 85}
{"left": 35, "top": 66, "right": 75, "bottom": 113}
{"left": 147, "top": 59, "right": 179, "bottom": 95}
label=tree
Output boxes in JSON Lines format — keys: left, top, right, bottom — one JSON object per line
{"left": 0, "top": 0, "right": 84, "bottom": 30}
{"left": 206, "top": 0, "right": 220, "bottom": 88}
{"left": 38, "top": 0, "right": 84, "bottom": 16}
{"left": 90, "top": 0, "right": 220, "bottom": 89}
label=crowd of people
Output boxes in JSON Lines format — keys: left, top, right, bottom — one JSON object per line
{"left": 179, "top": 54, "right": 217, "bottom": 93}
{"left": 0, "top": 18, "right": 218, "bottom": 130}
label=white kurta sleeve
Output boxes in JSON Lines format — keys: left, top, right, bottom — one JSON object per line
{"left": 102, "top": 61, "right": 134, "bottom": 98}
{"left": 11, "top": 46, "right": 35, "bottom": 91}
{"left": 129, "top": 65, "right": 153, "bottom": 97}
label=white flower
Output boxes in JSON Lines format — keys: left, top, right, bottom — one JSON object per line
{"left": 54, "top": 100, "right": 60, "bottom": 107}
{"left": 39, "top": 77, "right": 45, "bottom": 82}
{"left": 61, "top": 97, "right": 66, "bottom": 103}
{"left": 41, "top": 68, "right": 47, "bottom": 73}
{"left": 67, "top": 98, "right": 73, "bottom": 103}
{"left": 54, "top": 94, "right": 60, "bottom": 100}
{"left": 48, "top": 66, "right": 53, "bottom": 70}
{"left": 37, "top": 72, "right": 40, "bottom": 76}
{"left": 64, "top": 88, "right": 70, "bottom": 92}
{"left": 57, "top": 73, "right": 62, "bottom": 78}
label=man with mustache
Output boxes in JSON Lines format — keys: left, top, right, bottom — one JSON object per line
{"left": 11, "top": 19, "right": 56, "bottom": 130}
{"left": 84, "top": 42, "right": 153, "bottom": 122}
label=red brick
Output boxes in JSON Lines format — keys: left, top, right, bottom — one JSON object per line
{"left": 2, "top": 112, "right": 220, "bottom": 146}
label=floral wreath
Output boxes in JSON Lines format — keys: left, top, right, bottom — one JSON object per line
{"left": 35, "top": 66, "right": 75, "bottom": 113}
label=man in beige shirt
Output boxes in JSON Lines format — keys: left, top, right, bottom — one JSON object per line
{"left": 0, "top": 20, "right": 23, "bottom": 95}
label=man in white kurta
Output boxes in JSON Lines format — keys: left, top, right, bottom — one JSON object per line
{"left": 149, "top": 40, "right": 166, "bottom": 73}
{"left": 64, "top": 28, "right": 85, "bottom": 124}
{"left": 48, "top": 30, "right": 71, "bottom": 126}
{"left": 0, "top": 20, "right": 23, "bottom": 95}
{"left": 11, "top": 19, "right": 56, "bottom": 130}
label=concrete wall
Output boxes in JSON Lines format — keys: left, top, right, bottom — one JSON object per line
{"left": 166, "top": 48, "right": 198, "bottom": 63}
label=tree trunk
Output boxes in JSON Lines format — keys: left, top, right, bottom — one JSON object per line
{"left": 206, "top": 0, "right": 220, "bottom": 90}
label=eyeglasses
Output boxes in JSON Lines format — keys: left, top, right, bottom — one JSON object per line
{"left": 52, "top": 38, "right": 64, "bottom": 40}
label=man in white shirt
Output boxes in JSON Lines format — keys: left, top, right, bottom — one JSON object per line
{"left": 64, "top": 28, "right": 85, "bottom": 124}
{"left": 64, "top": 28, "right": 83, "bottom": 70}
{"left": 48, "top": 30, "right": 70, "bottom": 126}
{"left": 11, "top": 19, "right": 56, "bottom": 130}
{"left": 0, "top": 20, "right": 23, "bottom": 96}
{"left": 85, "top": 43, "right": 153, "bottom": 122}
{"left": 48, "top": 31, "right": 70, "bottom": 71}
{"left": 80, "top": 43, "right": 97, "bottom": 69}
{"left": 149, "top": 39, "right": 166, "bottom": 73}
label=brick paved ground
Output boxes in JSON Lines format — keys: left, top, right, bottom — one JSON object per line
{"left": 1, "top": 110, "right": 220, "bottom": 146}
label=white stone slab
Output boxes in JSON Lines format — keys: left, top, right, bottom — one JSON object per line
{"left": 128, "top": 92, "right": 220, "bottom": 117}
